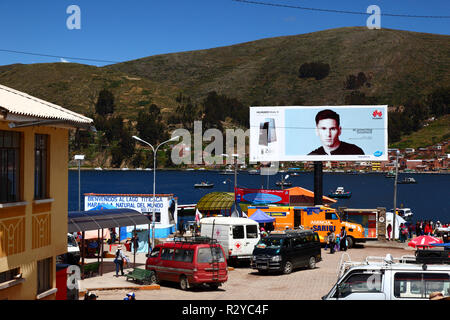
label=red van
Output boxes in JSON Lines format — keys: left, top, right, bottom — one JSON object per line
{"left": 145, "top": 238, "right": 228, "bottom": 290}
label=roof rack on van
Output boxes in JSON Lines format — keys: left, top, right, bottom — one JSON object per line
{"left": 337, "top": 252, "right": 450, "bottom": 278}
{"left": 173, "top": 236, "right": 218, "bottom": 245}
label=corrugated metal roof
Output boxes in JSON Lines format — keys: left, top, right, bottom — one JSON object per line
{"left": 0, "top": 84, "right": 93, "bottom": 124}
{"left": 196, "top": 192, "right": 235, "bottom": 211}
{"left": 68, "top": 209, "right": 151, "bottom": 233}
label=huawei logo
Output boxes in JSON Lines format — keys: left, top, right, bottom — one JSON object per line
{"left": 373, "top": 110, "right": 383, "bottom": 118}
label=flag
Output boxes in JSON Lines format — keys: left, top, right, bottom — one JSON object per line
{"left": 195, "top": 209, "right": 202, "bottom": 223}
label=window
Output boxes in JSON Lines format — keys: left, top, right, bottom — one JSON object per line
{"left": 292, "top": 237, "right": 305, "bottom": 248}
{"left": 0, "top": 130, "right": 21, "bottom": 203}
{"left": 37, "top": 257, "right": 52, "bottom": 294}
{"left": 0, "top": 267, "right": 20, "bottom": 284}
{"left": 394, "top": 272, "right": 450, "bottom": 299}
{"left": 160, "top": 248, "right": 174, "bottom": 260}
{"left": 232, "top": 225, "right": 244, "bottom": 239}
{"left": 336, "top": 272, "right": 382, "bottom": 298}
{"left": 34, "top": 134, "right": 49, "bottom": 199}
{"left": 246, "top": 225, "right": 258, "bottom": 238}
{"left": 150, "top": 247, "right": 160, "bottom": 258}
{"left": 325, "top": 212, "right": 338, "bottom": 220}
{"left": 144, "top": 212, "right": 161, "bottom": 223}
{"left": 197, "top": 247, "right": 225, "bottom": 263}
{"left": 174, "top": 249, "right": 194, "bottom": 263}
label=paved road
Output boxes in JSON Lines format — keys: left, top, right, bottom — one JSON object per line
{"left": 84, "top": 245, "right": 413, "bottom": 300}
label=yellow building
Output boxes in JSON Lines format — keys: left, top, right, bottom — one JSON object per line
{"left": 371, "top": 162, "right": 381, "bottom": 172}
{"left": 0, "top": 84, "right": 93, "bottom": 300}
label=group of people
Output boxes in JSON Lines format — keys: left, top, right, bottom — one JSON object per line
{"left": 325, "top": 227, "right": 348, "bottom": 254}
{"left": 385, "top": 220, "right": 449, "bottom": 242}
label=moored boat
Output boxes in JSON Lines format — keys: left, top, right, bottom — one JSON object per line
{"left": 275, "top": 181, "right": 292, "bottom": 187}
{"left": 328, "top": 187, "right": 352, "bottom": 198}
{"left": 194, "top": 182, "right": 214, "bottom": 188}
{"left": 398, "top": 177, "right": 417, "bottom": 184}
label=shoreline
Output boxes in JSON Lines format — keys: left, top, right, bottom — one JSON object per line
{"left": 68, "top": 167, "right": 449, "bottom": 174}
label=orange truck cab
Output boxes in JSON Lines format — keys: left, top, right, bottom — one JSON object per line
{"left": 247, "top": 206, "right": 366, "bottom": 248}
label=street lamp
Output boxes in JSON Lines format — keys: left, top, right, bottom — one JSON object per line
{"left": 392, "top": 150, "right": 400, "bottom": 241}
{"left": 222, "top": 153, "right": 239, "bottom": 216}
{"left": 132, "top": 135, "right": 180, "bottom": 250}
{"left": 74, "top": 154, "right": 85, "bottom": 211}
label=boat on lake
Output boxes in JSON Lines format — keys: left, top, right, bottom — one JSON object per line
{"left": 275, "top": 181, "right": 292, "bottom": 187}
{"left": 248, "top": 169, "right": 260, "bottom": 175}
{"left": 194, "top": 182, "right": 214, "bottom": 188}
{"left": 328, "top": 187, "right": 352, "bottom": 199}
{"left": 220, "top": 169, "right": 235, "bottom": 175}
{"left": 391, "top": 208, "right": 414, "bottom": 219}
{"left": 398, "top": 177, "right": 417, "bottom": 184}
{"left": 385, "top": 171, "right": 395, "bottom": 178}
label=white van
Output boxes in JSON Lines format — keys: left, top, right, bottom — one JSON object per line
{"left": 200, "top": 217, "right": 260, "bottom": 262}
{"left": 322, "top": 251, "right": 450, "bottom": 300}
{"left": 67, "top": 233, "right": 81, "bottom": 264}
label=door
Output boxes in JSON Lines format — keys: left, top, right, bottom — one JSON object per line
{"left": 159, "top": 247, "right": 175, "bottom": 281}
{"left": 231, "top": 225, "right": 245, "bottom": 257}
{"left": 294, "top": 210, "right": 302, "bottom": 228}
{"left": 291, "top": 237, "right": 306, "bottom": 267}
{"left": 244, "top": 224, "right": 259, "bottom": 257}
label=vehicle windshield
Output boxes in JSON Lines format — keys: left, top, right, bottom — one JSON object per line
{"left": 256, "top": 237, "right": 284, "bottom": 249}
{"left": 68, "top": 235, "right": 78, "bottom": 248}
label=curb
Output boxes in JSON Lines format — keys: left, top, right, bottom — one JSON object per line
{"left": 79, "top": 284, "right": 160, "bottom": 297}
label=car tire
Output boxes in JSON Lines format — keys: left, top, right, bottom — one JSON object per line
{"left": 180, "top": 275, "right": 189, "bottom": 291}
{"left": 150, "top": 272, "right": 158, "bottom": 284}
{"left": 308, "top": 257, "right": 316, "bottom": 269}
{"left": 282, "top": 261, "right": 293, "bottom": 274}
{"left": 209, "top": 283, "right": 220, "bottom": 290}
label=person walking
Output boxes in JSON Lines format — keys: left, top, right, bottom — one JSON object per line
{"left": 114, "top": 245, "right": 127, "bottom": 277}
{"left": 400, "top": 223, "right": 408, "bottom": 243}
{"left": 328, "top": 231, "right": 336, "bottom": 254}
{"left": 407, "top": 223, "right": 413, "bottom": 239}
{"left": 387, "top": 223, "right": 392, "bottom": 240}
{"left": 260, "top": 227, "right": 268, "bottom": 238}
{"left": 340, "top": 227, "right": 347, "bottom": 251}
{"left": 424, "top": 221, "right": 432, "bottom": 236}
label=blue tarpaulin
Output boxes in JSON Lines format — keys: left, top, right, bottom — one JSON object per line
{"left": 249, "top": 209, "right": 276, "bottom": 223}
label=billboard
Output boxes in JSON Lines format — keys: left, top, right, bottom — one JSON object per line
{"left": 235, "top": 188, "right": 290, "bottom": 205}
{"left": 250, "top": 105, "right": 388, "bottom": 161}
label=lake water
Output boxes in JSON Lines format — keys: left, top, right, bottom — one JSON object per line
{"left": 68, "top": 170, "right": 450, "bottom": 223}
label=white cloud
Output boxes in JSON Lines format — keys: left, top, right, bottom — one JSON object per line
{"left": 60, "top": 58, "right": 70, "bottom": 63}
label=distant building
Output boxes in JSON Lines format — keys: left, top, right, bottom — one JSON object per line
{"left": 0, "top": 84, "right": 93, "bottom": 300}
{"left": 406, "top": 160, "right": 422, "bottom": 171}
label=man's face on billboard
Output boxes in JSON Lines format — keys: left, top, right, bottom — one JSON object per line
{"left": 316, "top": 118, "right": 341, "bottom": 149}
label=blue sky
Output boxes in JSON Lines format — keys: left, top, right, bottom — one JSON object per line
{"left": 0, "top": 0, "right": 448, "bottom": 66}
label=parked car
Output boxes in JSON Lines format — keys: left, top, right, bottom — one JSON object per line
{"left": 322, "top": 251, "right": 450, "bottom": 300}
{"left": 251, "top": 229, "right": 321, "bottom": 274}
{"left": 200, "top": 217, "right": 260, "bottom": 263}
{"left": 145, "top": 237, "right": 228, "bottom": 290}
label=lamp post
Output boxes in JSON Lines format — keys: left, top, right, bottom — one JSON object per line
{"left": 74, "top": 155, "right": 85, "bottom": 211}
{"left": 392, "top": 150, "right": 399, "bottom": 241}
{"left": 132, "top": 135, "right": 180, "bottom": 251}
{"left": 222, "top": 153, "right": 239, "bottom": 216}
